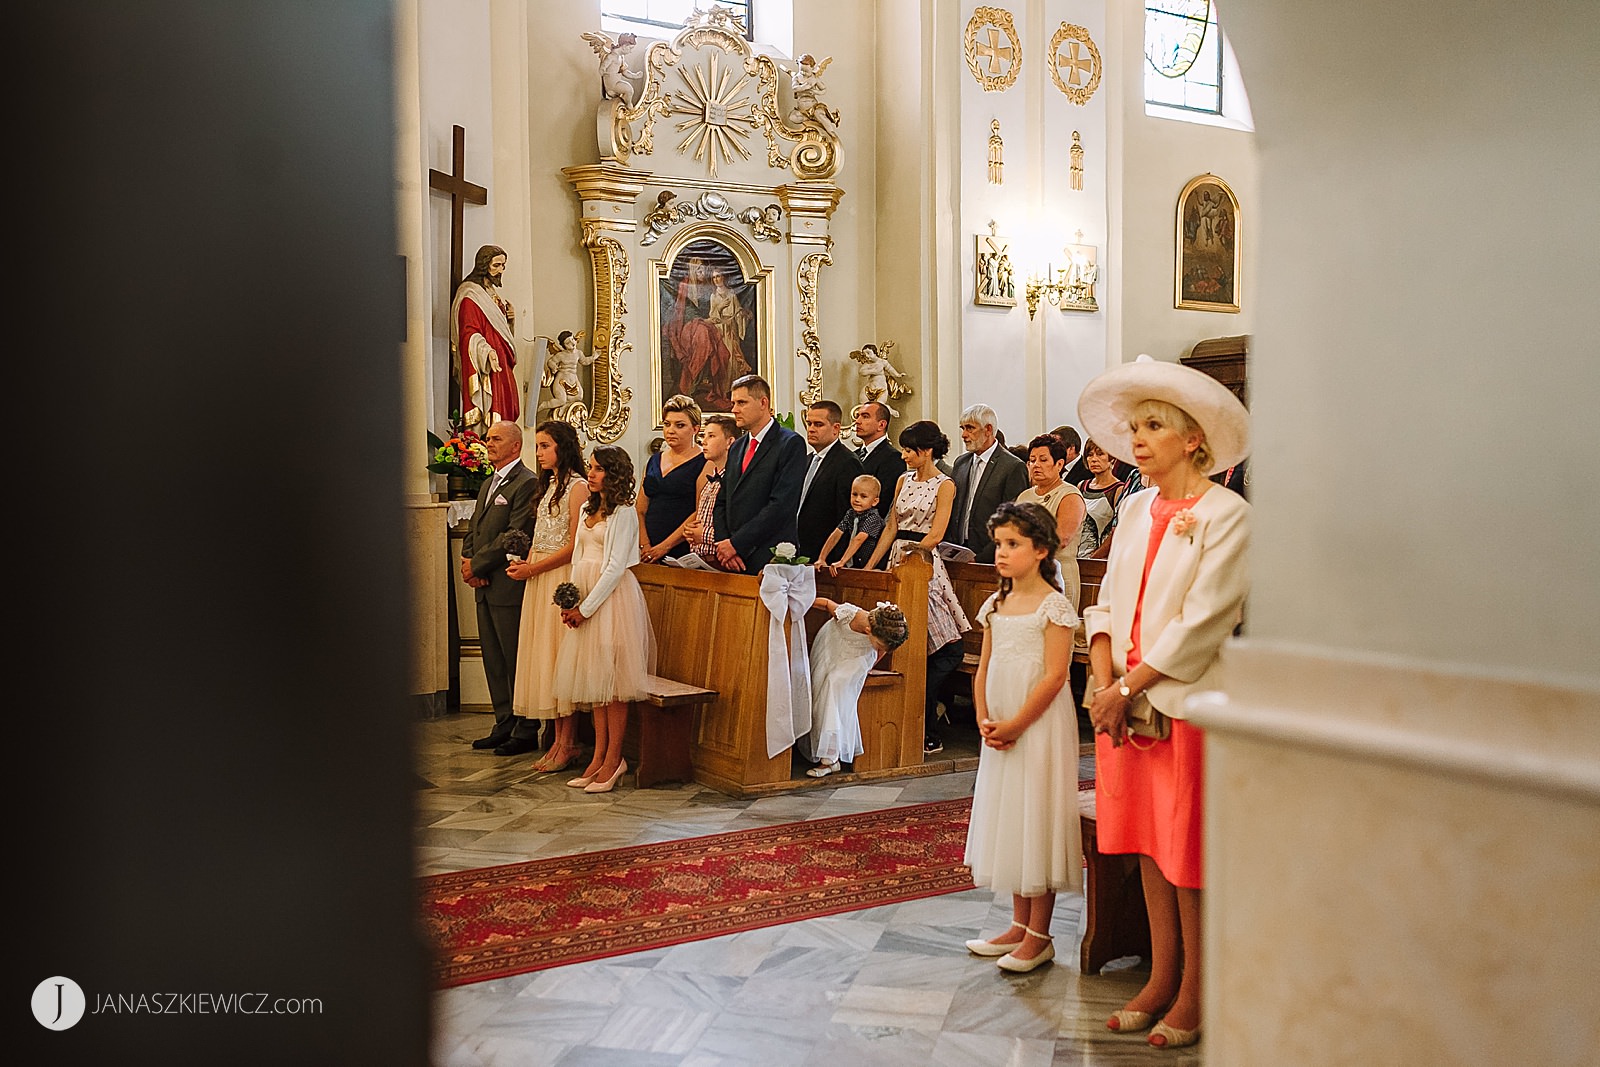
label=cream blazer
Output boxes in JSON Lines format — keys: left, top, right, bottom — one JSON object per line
{"left": 1082, "top": 485, "right": 1250, "bottom": 720}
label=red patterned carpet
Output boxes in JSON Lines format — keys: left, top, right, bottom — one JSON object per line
{"left": 421, "top": 798, "right": 977, "bottom": 988}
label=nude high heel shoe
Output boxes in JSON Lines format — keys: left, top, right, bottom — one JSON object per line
{"left": 1148, "top": 1020, "right": 1201, "bottom": 1049}
{"left": 1106, "top": 1009, "right": 1156, "bottom": 1033}
{"left": 584, "top": 758, "right": 627, "bottom": 793}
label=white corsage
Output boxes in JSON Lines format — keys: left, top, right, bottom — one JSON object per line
{"left": 769, "top": 542, "right": 810, "bottom": 565}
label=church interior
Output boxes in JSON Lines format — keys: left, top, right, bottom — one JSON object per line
{"left": 20, "top": 2, "right": 1597, "bottom": 1065}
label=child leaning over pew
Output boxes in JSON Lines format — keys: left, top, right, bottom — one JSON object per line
{"left": 814, "top": 475, "right": 885, "bottom": 575}
{"left": 800, "top": 598, "right": 910, "bottom": 777}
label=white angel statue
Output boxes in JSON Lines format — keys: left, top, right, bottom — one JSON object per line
{"left": 850, "top": 341, "right": 911, "bottom": 418}
{"left": 581, "top": 31, "right": 640, "bottom": 106}
{"left": 534, "top": 330, "right": 595, "bottom": 416}
{"left": 785, "top": 53, "right": 839, "bottom": 135}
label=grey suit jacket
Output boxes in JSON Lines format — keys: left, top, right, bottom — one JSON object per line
{"left": 950, "top": 445, "right": 1028, "bottom": 563}
{"left": 461, "top": 460, "right": 538, "bottom": 606}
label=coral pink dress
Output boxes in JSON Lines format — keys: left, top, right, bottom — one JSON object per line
{"left": 1094, "top": 492, "right": 1208, "bottom": 889}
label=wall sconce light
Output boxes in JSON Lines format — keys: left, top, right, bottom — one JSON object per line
{"left": 1024, "top": 264, "right": 1069, "bottom": 320}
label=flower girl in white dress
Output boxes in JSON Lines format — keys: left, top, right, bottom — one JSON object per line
{"left": 801, "top": 600, "right": 910, "bottom": 776}
{"left": 962, "top": 501, "right": 1083, "bottom": 972}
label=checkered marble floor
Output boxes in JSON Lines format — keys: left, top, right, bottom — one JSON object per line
{"left": 417, "top": 714, "right": 1198, "bottom": 1066}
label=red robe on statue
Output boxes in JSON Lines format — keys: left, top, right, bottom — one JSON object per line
{"left": 451, "top": 283, "right": 520, "bottom": 425}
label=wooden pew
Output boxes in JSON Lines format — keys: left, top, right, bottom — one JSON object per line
{"left": 633, "top": 554, "right": 933, "bottom": 796}
{"left": 946, "top": 558, "right": 1106, "bottom": 684}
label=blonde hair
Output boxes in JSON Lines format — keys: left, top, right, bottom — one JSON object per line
{"left": 662, "top": 393, "right": 704, "bottom": 427}
{"left": 1131, "top": 399, "right": 1214, "bottom": 473}
{"left": 851, "top": 474, "right": 881, "bottom": 498}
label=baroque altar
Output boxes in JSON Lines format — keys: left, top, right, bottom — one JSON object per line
{"left": 561, "top": 6, "right": 846, "bottom": 438}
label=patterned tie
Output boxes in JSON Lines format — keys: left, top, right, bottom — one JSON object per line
{"left": 741, "top": 434, "right": 758, "bottom": 473}
{"left": 854, "top": 443, "right": 868, "bottom": 461}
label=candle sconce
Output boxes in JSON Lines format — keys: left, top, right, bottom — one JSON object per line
{"left": 1025, "top": 236, "right": 1099, "bottom": 319}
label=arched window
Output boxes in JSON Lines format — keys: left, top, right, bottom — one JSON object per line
{"left": 602, "top": 0, "right": 753, "bottom": 41}
{"left": 1144, "top": 1, "right": 1253, "bottom": 130}
{"left": 1145, "top": 0, "right": 1222, "bottom": 114}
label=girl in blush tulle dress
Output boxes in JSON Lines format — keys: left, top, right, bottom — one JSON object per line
{"left": 800, "top": 600, "right": 910, "bottom": 777}
{"left": 508, "top": 420, "right": 590, "bottom": 772}
{"left": 551, "top": 445, "right": 658, "bottom": 794}
{"left": 962, "top": 501, "right": 1082, "bottom": 973}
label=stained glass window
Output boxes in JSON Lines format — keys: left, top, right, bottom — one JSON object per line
{"left": 601, "top": 0, "right": 752, "bottom": 41}
{"left": 1145, "top": 0, "right": 1222, "bottom": 115}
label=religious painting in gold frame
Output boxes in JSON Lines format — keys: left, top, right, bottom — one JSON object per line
{"left": 649, "top": 225, "right": 775, "bottom": 426}
{"left": 1175, "top": 174, "right": 1240, "bottom": 312}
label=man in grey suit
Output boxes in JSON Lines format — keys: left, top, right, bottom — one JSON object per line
{"left": 459, "top": 421, "right": 544, "bottom": 755}
{"left": 950, "top": 403, "right": 1029, "bottom": 564}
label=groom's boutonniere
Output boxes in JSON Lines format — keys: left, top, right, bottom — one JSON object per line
{"left": 1171, "top": 509, "right": 1198, "bottom": 544}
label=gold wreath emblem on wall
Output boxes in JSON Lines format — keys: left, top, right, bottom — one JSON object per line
{"left": 964, "top": 7, "right": 1022, "bottom": 92}
{"left": 1049, "top": 23, "right": 1102, "bottom": 106}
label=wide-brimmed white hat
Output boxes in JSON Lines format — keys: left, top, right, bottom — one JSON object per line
{"left": 1077, "top": 355, "right": 1250, "bottom": 471}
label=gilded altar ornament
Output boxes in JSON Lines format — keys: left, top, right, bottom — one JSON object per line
{"left": 988, "top": 120, "right": 1004, "bottom": 185}
{"left": 975, "top": 229, "right": 1017, "bottom": 308}
{"left": 591, "top": 11, "right": 842, "bottom": 183}
{"left": 795, "top": 250, "right": 831, "bottom": 407}
{"left": 639, "top": 189, "right": 739, "bottom": 246}
{"left": 1049, "top": 23, "right": 1102, "bottom": 105}
{"left": 964, "top": 7, "right": 1022, "bottom": 92}
{"left": 850, "top": 341, "right": 912, "bottom": 419}
{"left": 572, "top": 219, "right": 635, "bottom": 442}
{"left": 737, "top": 202, "right": 784, "bottom": 242}
{"left": 1070, "top": 131, "right": 1084, "bottom": 191}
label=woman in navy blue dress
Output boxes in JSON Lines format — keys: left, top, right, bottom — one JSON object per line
{"left": 637, "top": 393, "right": 708, "bottom": 561}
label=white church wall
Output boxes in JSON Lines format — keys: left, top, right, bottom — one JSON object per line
{"left": 1109, "top": 0, "right": 1258, "bottom": 367}
{"left": 1185, "top": 1, "right": 1600, "bottom": 1061}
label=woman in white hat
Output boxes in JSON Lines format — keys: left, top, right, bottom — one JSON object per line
{"left": 1076, "top": 357, "right": 1251, "bottom": 1051}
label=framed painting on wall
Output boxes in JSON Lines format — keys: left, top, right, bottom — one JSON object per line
{"left": 650, "top": 228, "right": 770, "bottom": 424}
{"left": 975, "top": 233, "right": 1017, "bottom": 307}
{"left": 1174, "top": 174, "right": 1241, "bottom": 313}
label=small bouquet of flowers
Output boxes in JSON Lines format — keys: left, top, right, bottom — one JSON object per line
{"left": 553, "top": 581, "right": 582, "bottom": 610}
{"left": 498, "top": 528, "right": 532, "bottom": 563}
{"left": 426, "top": 416, "right": 494, "bottom": 493}
{"left": 768, "top": 541, "right": 811, "bottom": 566}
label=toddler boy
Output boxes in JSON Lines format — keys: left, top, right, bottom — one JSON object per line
{"left": 815, "top": 474, "right": 885, "bottom": 575}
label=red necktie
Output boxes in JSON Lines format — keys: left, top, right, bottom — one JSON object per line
{"left": 741, "top": 434, "right": 758, "bottom": 473}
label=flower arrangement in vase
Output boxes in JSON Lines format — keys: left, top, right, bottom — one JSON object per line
{"left": 427, "top": 414, "right": 494, "bottom": 499}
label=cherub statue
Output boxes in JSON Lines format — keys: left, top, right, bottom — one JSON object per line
{"left": 736, "top": 202, "right": 783, "bottom": 243}
{"left": 849, "top": 341, "right": 912, "bottom": 418}
{"left": 785, "top": 53, "right": 839, "bottom": 135}
{"left": 581, "top": 31, "right": 640, "bottom": 107}
{"left": 640, "top": 190, "right": 679, "bottom": 246}
{"left": 534, "top": 330, "right": 596, "bottom": 415}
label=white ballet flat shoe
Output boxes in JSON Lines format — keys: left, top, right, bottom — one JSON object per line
{"left": 996, "top": 927, "right": 1055, "bottom": 973}
{"left": 965, "top": 924, "right": 1026, "bottom": 957}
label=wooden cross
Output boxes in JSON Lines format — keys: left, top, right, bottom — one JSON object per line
{"left": 428, "top": 124, "right": 487, "bottom": 294}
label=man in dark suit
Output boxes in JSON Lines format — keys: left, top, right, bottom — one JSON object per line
{"left": 950, "top": 403, "right": 1029, "bottom": 563}
{"left": 459, "top": 421, "right": 545, "bottom": 755}
{"left": 850, "top": 400, "right": 906, "bottom": 519}
{"left": 713, "top": 374, "right": 807, "bottom": 572}
{"left": 795, "top": 399, "right": 862, "bottom": 561}
{"left": 1051, "top": 424, "right": 1088, "bottom": 485}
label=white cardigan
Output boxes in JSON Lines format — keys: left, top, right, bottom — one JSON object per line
{"left": 575, "top": 502, "right": 643, "bottom": 619}
{"left": 1082, "top": 485, "right": 1250, "bottom": 720}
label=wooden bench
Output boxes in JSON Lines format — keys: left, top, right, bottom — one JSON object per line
{"left": 1079, "top": 794, "right": 1153, "bottom": 975}
{"left": 945, "top": 558, "right": 1106, "bottom": 685}
{"left": 625, "top": 674, "right": 718, "bottom": 789}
